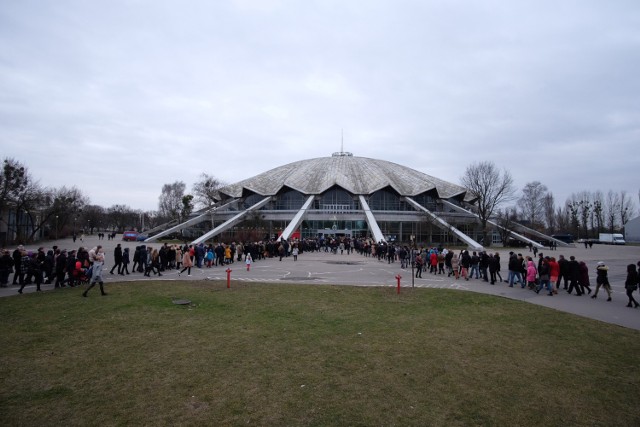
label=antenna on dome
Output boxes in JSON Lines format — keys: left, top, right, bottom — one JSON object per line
{"left": 332, "top": 128, "right": 353, "bottom": 157}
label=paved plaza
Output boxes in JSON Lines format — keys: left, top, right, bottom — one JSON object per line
{"left": 2, "top": 235, "right": 640, "bottom": 331}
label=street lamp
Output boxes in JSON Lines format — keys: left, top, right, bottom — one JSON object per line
{"left": 55, "top": 215, "right": 58, "bottom": 240}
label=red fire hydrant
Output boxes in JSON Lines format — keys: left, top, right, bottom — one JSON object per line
{"left": 226, "top": 268, "right": 232, "bottom": 289}
{"left": 396, "top": 274, "right": 402, "bottom": 294}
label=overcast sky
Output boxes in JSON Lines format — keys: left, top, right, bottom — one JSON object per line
{"left": 1, "top": 0, "right": 639, "bottom": 212}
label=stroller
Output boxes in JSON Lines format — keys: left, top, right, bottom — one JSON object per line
{"left": 72, "top": 261, "right": 91, "bottom": 286}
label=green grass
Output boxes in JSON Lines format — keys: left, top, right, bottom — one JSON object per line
{"left": 1, "top": 281, "right": 639, "bottom": 426}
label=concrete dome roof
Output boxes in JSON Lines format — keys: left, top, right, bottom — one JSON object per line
{"left": 219, "top": 154, "right": 469, "bottom": 200}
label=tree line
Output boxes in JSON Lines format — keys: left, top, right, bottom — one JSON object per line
{"left": 0, "top": 158, "right": 224, "bottom": 243}
{"left": 462, "top": 161, "right": 638, "bottom": 244}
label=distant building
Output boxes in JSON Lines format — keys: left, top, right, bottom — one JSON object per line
{"left": 146, "top": 152, "right": 559, "bottom": 249}
{"left": 625, "top": 216, "right": 640, "bottom": 243}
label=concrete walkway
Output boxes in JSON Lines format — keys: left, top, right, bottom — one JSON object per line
{"left": 2, "top": 235, "right": 640, "bottom": 331}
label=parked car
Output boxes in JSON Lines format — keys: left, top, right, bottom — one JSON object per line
{"left": 136, "top": 234, "right": 148, "bottom": 241}
{"left": 122, "top": 231, "right": 139, "bottom": 241}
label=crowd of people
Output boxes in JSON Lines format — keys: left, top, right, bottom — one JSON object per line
{"left": 0, "top": 239, "right": 305, "bottom": 294}
{"left": 1, "top": 237, "right": 639, "bottom": 308}
{"left": 327, "top": 238, "right": 640, "bottom": 309}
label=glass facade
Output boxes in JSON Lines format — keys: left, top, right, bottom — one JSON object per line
{"left": 228, "top": 187, "right": 482, "bottom": 246}
{"left": 274, "top": 189, "right": 306, "bottom": 210}
{"left": 315, "top": 188, "right": 357, "bottom": 212}
{"left": 368, "top": 189, "right": 406, "bottom": 211}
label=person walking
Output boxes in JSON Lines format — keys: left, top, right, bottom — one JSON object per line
{"left": 536, "top": 257, "right": 553, "bottom": 296}
{"left": 578, "top": 261, "right": 592, "bottom": 295}
{"left": 246, "top": 252, "right": 253, "bottom": 271}
{"left": 526, "top": 258, "right": 538, "bottom": 290}
{"left": 451, "top": 253, "right": 460, "bottom": 280}
{"left": 120, "top": 247, "right": 130, "bottom": 275}
{"left": 548, "top": 256, "right": 560, "bottom": 295}
{"left": 624, "top": 263, "right": 639, "bottom": 308}
{"left": 469, "top": 252, "right": 480, "bottom": 279}
{"left": 19, "top": 253, "right": 43, "bottom": 293}
{"left": 445, "top": 251, "right": 454, "bottom": 277}
{"left": 132, "top": 246, "right": 140, "bottom": 273}
{"left": 557, "top": 255, "right": 570, "bottom": 290}
{"left": 437, "top": 251, "right": 446, "bottom": 274}
{"left": 175, "top": 246, "right": 182, "bottom": 270}
{"left": 567, "top": 256, "right": 583, "bottom": 296}
{"left": 507, "top": 252, "right": 522, "bottom": 287}
{"left": 54, "top": 249, "right": 67, "bottom": 288}
{"left": 178, "top": 248, "right": 193, "bottom": 276}
{"left": 148, "top": 249, "right": 162, "bottom": 276}
{"left": 0, "top": 249, "right": 14, "bottom": 287}
{"left": 494, "top": 252, "right": 503, "bottom": 283}
{"left": 488, "top": 253, "right": 497, "bottom": 284}
{"left": 110, "top": 244, "right": 123, "bottom": 275}
{"left": 12, "top": 245, "right": 24, "bottom": 285}
{"left": 414, "top": 253, "right": 423, "bottom": 278}
{"left": 479, "top": 251, "right": 489, "bottom": 282}
{"left": 83, "top": 246, "right": 107, "bottom": 297}
{"left": 591, "top": 261, "right": 612, "bottom": 301}
{"left": 460, "top": 250, "right": 471, "bottom": 281}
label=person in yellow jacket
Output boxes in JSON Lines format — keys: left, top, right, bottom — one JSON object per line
{"left": 224, "top": 245, "right": 232, "bottom": 265}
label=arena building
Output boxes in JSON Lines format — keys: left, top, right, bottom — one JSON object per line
{"left": 146, "top": 152, "right": 559, "bottom": 249}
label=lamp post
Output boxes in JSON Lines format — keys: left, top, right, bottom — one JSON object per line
{"left": 55, "top": 215, "right": 58, "bottom": 240}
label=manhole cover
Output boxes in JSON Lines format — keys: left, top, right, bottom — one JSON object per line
{"left": 172, "top": 299, "right": 192, "bottom": 305}
{"left": 324, "top": 261, "right": 365, "bottom": 265}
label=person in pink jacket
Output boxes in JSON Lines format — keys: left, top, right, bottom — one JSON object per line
{"left": 526, "top": 258, "right": 538, "bottom": 290}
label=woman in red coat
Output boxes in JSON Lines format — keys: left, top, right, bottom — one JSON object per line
{"left": 548, "top": 257, "right": 560, "bottom": 294}
{"left": 429, "top": 251, "right": 438, "bottom": 274}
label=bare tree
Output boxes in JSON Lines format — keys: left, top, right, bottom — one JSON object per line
{"left": 192, "top": 173, "right": 225, "bottom": 210}
{"left": 591, "top": 191, "right": 604, "bottom": 233}
{"left": 495, "top": 206, "right": 518, "bottom": 246}
{"left": 542, "top": 193, "right": 556, "bottom": 233}
{"left": 16, "top": 184, "right": 48, "bottom": 241}
{"left": 518, "top": 181, "right": 548, "bottom": 229}
{"left": 0, "top": 158, "right": 29, "bottom": 214}
{"left": 460, "top": 161, "right": 516, "bottom": 246}
{"left": 568, "top": 192, "right": 592, "bottom": 238}
{"left": 554, "top": 205, "right": 570, "bottom": 233}
{"left": 0, "top": 158, "right": 31, "bottom": 240}
{"left": 619, "top": 191, "right": 635, "bottom": 228}
{"left": 605, "top": 190, "right": 621, "bottom": 232}
{"left": 82, "top": 205, "right": 106, "bottom": 234}
{"left": 566, "top": 200, "right": 581, "bottom": 238}
{"left": 158, "top": 181, "right": 187, "bottom": 220}
{"left": 181, "top": 195, "right": 194, "bottom": 221}
{"left": 106, "top": 204, "right": 140, "bottom": 232}
{"left": 39, "top": 186, "right": 88, "bottom": 238}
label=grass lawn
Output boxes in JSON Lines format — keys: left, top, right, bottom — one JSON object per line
{"left": 1, "top": 281, "right": 639, "bottom": 426}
